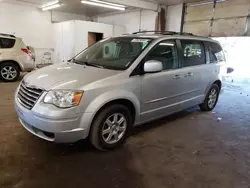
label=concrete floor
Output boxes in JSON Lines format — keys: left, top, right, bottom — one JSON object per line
{"left": 1, "top": 77, "right": 250, "bottom": 188}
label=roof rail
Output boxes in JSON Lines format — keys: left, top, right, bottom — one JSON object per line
{"left": 132, "top": 30, "right": 193, "bottom": 36}
{"left": 0, "top": 33, "right": 16, "bottom": 38}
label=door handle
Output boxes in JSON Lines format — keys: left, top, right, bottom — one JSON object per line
{"left": 185, "top": 72, "right": 193, "bottom": 77}
{"left": 172, "top": 75, "right": 181, "bottom": 79}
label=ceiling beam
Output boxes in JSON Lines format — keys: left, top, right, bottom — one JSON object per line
{"left": 104, "top": 0, "right": 159, "bottom": 11}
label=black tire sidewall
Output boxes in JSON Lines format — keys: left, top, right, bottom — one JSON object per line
{"left": 0, "top": 62, "right": 20, "bottom": 82}
{"left": 204, "top": 84, "right": 220, "bottom": 110}
{"left": 91, "top": 104, "right": 132, "bottom": 150}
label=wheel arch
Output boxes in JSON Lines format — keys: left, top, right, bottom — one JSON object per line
{"left": 93, "top": 99, "right": 137, "bottom": 124}
{"left": 0, "top": 60, "right": 23, "bottom": 71}
{"left": 213, "top": 80, "right": 222, "bottom": 91}
{"left": 81, "top": 90, "right": 140, "bottom": 137}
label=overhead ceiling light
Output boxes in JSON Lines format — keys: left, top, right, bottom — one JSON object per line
{"left": 42, "top": 3, "right": 61, "bottom": 11}
{"left": 81, "top": 0, "right": 125, "bottom": 11}
{"left": 41, "top": 0, "right": 59, "bottom": 8}
{"left": 41, "top": 0, "right": 61, "bottom": 11}
{"left": 190, "top": 0, "right": 226, "bottom": 7}
{"left": 89, "top": 0, "right": 125, "bottom": 8}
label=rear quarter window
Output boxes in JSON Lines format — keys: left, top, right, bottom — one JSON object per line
{"left": 205, "top": 41, "right": 225, "bottom": 63}
{"left": 0, "top": 37, "right": 16, "bottom": 49}
{"left": 181, "top": 40, "right": 206, "bottom": 67}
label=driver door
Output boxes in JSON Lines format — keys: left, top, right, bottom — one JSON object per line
{"left": 140, "top": 40, "right": 187, "bottom": 122}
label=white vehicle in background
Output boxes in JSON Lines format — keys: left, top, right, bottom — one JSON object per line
{"left": 0, "top": 33, "right": 35, "bottom": 82}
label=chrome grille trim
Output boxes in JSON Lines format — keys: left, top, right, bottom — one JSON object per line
{"left": 18, "top": 92, "right": 34, "bottom": 106}
{"left": 17, "top": 81, "right": 44, "bottom": 110}
{"left": 19, "top": 85, "right": 38, "bottom": 99}
{"left": 17, "top": 98, "right": 31, "bottom": 109}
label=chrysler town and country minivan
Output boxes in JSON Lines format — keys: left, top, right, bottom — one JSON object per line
{"left": 15, "top": 31, "right": 225, "bottom": 150}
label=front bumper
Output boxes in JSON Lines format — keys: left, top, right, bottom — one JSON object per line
{"left": 15, "top": 91, "right": 94, "bottom": 143}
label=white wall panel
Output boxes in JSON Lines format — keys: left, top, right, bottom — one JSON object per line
{"left": 53, "top": 20, "right": 125, "bottom": 62}
{"left": 0, "top": 2, "right": 89, "bottom": 49}
{"left": 51, "top": 12, "right": 90, "bottom": 23}
{"left": 74, "top": 21, "right": 113, "bottom": 54}
{"left": 0, "top": 2, "right": 53, "bottom": 48}
{"left": 166, "top": 4, "right": 183, "bottom": 32}
{"left": 97, "top": 10, "right": 157, "bottom": 34}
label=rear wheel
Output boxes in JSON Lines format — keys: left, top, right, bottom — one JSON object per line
{"left": 199, "top": 84, "right": 220, "bottom": 111}
{"left": 0, "top": 62, "right": 20, "bottom": 82}
{"left": 90, "top": 104, "right": 132, "bottom": 151}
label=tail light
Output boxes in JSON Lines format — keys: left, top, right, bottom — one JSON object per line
{"left": 21, "top": 48, "right": 31, "bottom": 55}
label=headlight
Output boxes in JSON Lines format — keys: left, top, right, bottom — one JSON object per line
{"left": 44, "top": 90, "right": 83, "bottom": 108}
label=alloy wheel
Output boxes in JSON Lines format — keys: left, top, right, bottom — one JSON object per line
{"left": 1, "top": 66, "right": 17, "bottom": 80}
{"left": 102, "top": 113, "right": 127, "bottom": 144}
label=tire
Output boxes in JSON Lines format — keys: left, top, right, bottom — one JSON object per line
{"left": 199, "top": 84, "right": 220, "bottom": 111}
{"left": 90, "top": 104, "right": 132, "bottom": 151}
{"left": 0, "top": 62, "right": 20, "bottom": 82}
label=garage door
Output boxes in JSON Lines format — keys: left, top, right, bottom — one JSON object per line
{"left": 183, "top": 0, "right": 250, "bottom": 36}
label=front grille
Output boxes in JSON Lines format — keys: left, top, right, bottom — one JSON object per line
{"left": 18, "top": 81, "right": 44, "bottom": 109}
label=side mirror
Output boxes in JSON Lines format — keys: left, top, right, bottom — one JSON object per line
{"left": 144, "top": 60, "right": 163, "bottom": 73}
{"left": 227, "top": 67, "right": 234, "bottom": 74}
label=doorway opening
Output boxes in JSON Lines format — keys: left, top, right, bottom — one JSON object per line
{"left": 214, "top": 37, "right": 250, "bottom": 92}
{"left": 88, "top": 32, "right": 103, "bottom": 46}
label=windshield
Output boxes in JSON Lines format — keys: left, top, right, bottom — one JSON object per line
{"left": 74, "top": 37, "right": 152, "bottom": 70}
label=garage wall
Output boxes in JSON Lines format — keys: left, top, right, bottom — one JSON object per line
{"left": 0, "top": 2, "right": 53, "bottom": 48}
{"left": 54, "top": 20, "right": 125, "bottom": 62}
{"left": 97, "top": 6, "right": 184, "bottom": 34}
{"left": 166, "top": 4, "right": 183, "bottom": 32}
{"left": 0, "top": 2, "right": 89, "bottom": 48}
{"left": 51, "top": 11, "right": 90, "bottom": 23}
{"left": 96, "top": 10, "right": 158, "bottom": 34}
{"left": 74, "top": 20, "right": 125, "bottom": 54}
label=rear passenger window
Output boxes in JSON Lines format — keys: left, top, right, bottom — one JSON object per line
{"left": 145, "top": 40, "right": 178, "bottom": 70}
{"left": 0, "top": 37, "right": 15, "bottom": 49}
{"left": 181, "top": 40, "right": 206, "bottom": 67}
{"left": 205, "top": 42, "right": 225, "bottom": 63}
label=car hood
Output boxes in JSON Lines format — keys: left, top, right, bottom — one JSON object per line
{"left": 24, "top": 63, "right": 120, "bottom": 90}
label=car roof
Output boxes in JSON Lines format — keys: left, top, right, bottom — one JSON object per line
{"left": 119, "top": 31, "right": 218, "bottom": 44}
{"left": 0, "top": 33, "right": 22, "bottom": 40}
{"left": 0, "top": 33, "right": 16, "bottom": 38}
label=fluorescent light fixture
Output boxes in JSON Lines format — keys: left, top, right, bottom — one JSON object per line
{"left": 190, "top": 0, "right": 226, "bottom": 7}
{"left": 81, "top": 0, "right": 125, "bottom": 11}
{"left": 41, "top": 0, "right": 59, "bottom": 8}
{"left": 90, "top": 0, "right": 125, "bottom": 8}
{"left": 42, "top": 3, "right": 61, "bottom": 11}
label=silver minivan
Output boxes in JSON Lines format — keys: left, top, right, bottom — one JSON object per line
{"left": 15, "top": 31, "right": 225, "bottom": 150}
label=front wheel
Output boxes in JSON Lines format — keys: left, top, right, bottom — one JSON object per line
{"left": 90, "top": 104, "right": 132, "bottom": 151}
{"left": 0, "top": 62, "right": 20, "bottom": 82}
{"left": 199, "top": 84, "right": 220, "bottom": 111}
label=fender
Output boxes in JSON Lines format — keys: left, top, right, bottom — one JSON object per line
{"left": 85, "top": 89, "right": 140, "bottom": 117}
{"left": 80, "top": 89, "right": 141, "bottom": 135}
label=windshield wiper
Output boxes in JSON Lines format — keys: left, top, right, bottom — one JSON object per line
{"left": 84, "top": 61, "right": 104, "bottom": 68}
{"left": 72, "top": 59, "right": 104, "bottom": 68}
